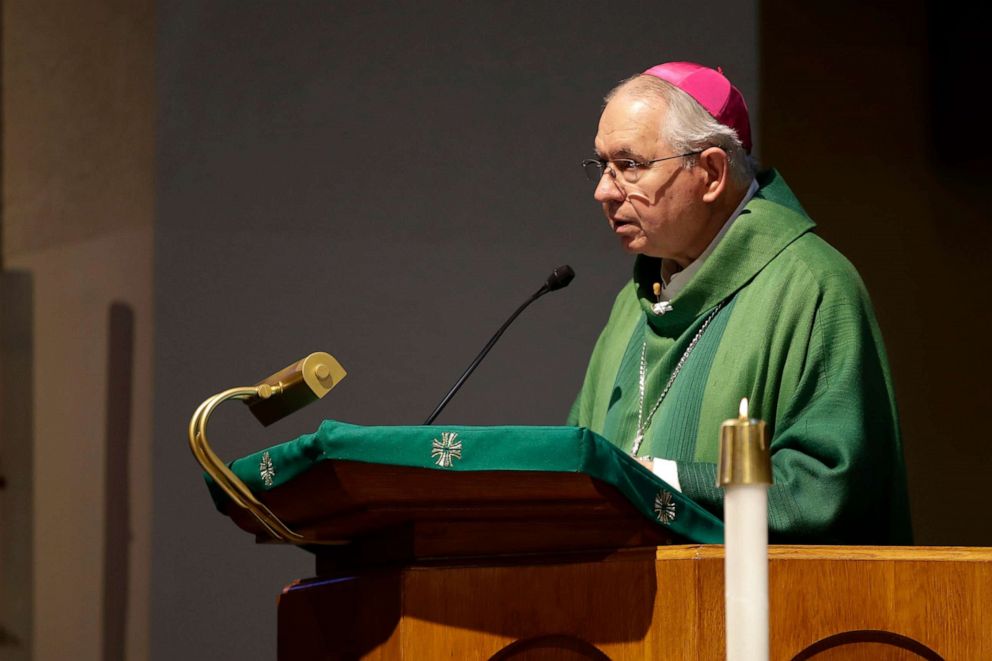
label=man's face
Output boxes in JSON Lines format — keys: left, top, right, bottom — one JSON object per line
{"left": 593, "top": 92, "right": 706, "bottom": 265}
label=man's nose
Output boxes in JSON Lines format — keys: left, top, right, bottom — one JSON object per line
{"left": 594, "top": 170, "right": 626, "bottom": 203}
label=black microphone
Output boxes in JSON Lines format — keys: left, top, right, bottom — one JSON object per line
{"left": 423, "top": 265, "right": 575, "bottom": 425}
{"left": 544, "top": 264, "right": 576, "bottom": 292}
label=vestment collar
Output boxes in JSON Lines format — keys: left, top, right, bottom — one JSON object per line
{"left": 634, "top": 169, "right": 816, "bottom": 334}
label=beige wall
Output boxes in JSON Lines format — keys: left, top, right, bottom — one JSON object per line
{"left": 2, "top": 0, "right": 154, "bottom": 659}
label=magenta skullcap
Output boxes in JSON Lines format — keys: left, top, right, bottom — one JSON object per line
{"left": 642, "top": 62, "right": 752, "bottom": 153}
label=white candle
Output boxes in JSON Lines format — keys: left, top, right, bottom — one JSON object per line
{"left": 718, "top": 397, "right": 771, "bottom": 661}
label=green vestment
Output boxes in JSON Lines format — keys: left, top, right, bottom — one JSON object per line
{"left": 568, "top": 170, "right": 912, "bottom": 544}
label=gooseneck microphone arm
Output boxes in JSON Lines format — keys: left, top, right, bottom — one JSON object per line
{"left": 423, "top": 265, "right": 575, "bottom": 425}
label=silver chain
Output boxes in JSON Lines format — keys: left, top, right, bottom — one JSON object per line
{"left": 632, "top": 302, "right": 725, "bottom": 455}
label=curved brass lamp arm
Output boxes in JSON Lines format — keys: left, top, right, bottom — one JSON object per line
{"left": 187, "top": 351, "right": 347, "bottom": 544}
{"left": 188, "top": 386, "right": 306, "bottom": 542}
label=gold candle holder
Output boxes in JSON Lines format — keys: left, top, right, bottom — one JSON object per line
{"left": 717, "top": 397, "right": 771, "bottom": 487}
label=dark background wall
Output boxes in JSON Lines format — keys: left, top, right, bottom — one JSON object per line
{"left": 154, "top": 3, "right": 757, "bottom": 659}
{"left": 760, "top": 0, "right": 992, "bottom": 547}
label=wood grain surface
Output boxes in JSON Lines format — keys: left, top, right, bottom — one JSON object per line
{"left": 278, "top": 545, "right": 991, "bottom": 659}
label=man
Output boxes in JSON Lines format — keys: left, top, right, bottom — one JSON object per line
{"left": 568, "top": 62, "right": 912, "bottom": 544}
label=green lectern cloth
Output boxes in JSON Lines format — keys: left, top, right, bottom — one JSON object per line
{"left": 206, "top": 420, "right": 724, "bottom": 544}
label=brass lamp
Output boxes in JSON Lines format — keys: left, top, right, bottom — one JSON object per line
{"left": 187, "top": 352, "right": 346, "bottom": 542}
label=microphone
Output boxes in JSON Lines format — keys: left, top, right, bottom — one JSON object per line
{"left": 544, "top": 264, "right": 575, "bottom": 292}
{"left": 423, "top": 264, "right": 575, "bottom": 425}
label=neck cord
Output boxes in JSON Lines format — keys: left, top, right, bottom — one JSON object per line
{"left": 632, "top": 301, "right": 725, "bottom": 456}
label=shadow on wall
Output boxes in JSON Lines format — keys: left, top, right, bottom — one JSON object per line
{"left": 0, "top": 271, "right": 33, "bottom": 660}
{"left": 104, "top": 303, "right": 134, "bottom": 661}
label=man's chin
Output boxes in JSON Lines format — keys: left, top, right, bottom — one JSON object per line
{"left": 619, "top": 237, "right": 646, "bottom": 255}
{"left": 619, "top": 239, "right": 667, "bottom": 260}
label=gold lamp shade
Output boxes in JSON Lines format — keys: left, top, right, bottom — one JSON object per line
{"left": 188, "top": 351, "right": 346, "bottom": 542}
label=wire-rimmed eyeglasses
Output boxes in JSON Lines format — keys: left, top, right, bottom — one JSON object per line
{"left": 581, "top": 151, "right": 703, "bottom": 184}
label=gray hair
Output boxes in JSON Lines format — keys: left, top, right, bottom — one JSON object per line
{"left": 605, "top": 74, "right": 757, "bottom": 187}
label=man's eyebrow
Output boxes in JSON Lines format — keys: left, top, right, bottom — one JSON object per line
{"left": 593, "top": 146, "right": 646, "bottom": 161}
{"left": 612, "top": 147, "right": 645, "bottom": 161}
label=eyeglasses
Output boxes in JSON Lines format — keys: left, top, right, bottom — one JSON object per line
{"left": 581, "top": 151, "right": 703, "bottom": 184}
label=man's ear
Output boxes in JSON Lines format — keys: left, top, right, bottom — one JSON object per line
{"left": 699, "top": 147, "right": 729, "bottom": 203}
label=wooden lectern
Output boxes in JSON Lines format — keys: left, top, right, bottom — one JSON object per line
{"left": 208, "top": 424, "right": 992, "bottom": 659}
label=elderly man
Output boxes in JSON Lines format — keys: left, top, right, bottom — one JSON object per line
{"left": 568, "top": 62, "right": 912, "bottom": 544}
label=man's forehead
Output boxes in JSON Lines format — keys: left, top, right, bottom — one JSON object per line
{"left": 595, "top": 93, "right": 668, "bottom": 156}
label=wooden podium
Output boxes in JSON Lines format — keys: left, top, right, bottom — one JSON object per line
{"left": 218, "top": 459, "right": 992, "bottom": 660}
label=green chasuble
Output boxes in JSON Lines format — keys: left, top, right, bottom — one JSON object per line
{"left": 568, "top": 169, "right": 912, "bottom": 544}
